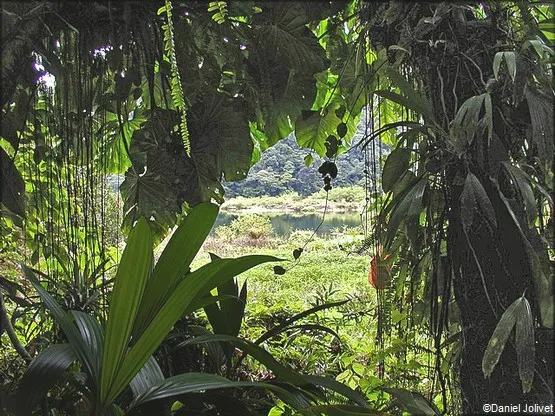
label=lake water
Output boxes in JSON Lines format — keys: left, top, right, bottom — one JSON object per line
{"left": 213, "top": 212, "right": 364, "bottom": 237}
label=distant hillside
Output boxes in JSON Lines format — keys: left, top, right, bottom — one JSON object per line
{"left": 224, "top": 115, "right": 388, "bottom": 198}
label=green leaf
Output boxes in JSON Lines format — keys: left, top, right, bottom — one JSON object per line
{"left": 101, "top": 217, "right": 153, "bottom": 404}
{"left": 504, "top": 51, "right": 517, "bottom": 81}
{"left": 493, "top": 52, "right": 502, "bottom": 79}
{"left": 133, "top": 203, "right": 219, "bottom": 338}
{"left": 17, "top": 344, "right": 76, "bottom": 414}
{"left": 129, "top": 356, "right": 165, "bottom": 398}
{"left": 502, "top": 163, "right": 537, "bottom": 224}
{"left": 381, "top": 388, "right": 440, "bottom": 416}
{"left": 303, "top": 153, "right": 314, "bottom": 167}
{"left": 515, "top": 296, "right": 535, "bottom": 393}
{"left": 180, "top": 334, "right": 307, "bottom": 385}
{"left": 22, "top": 266, "right": 96, "bottom": 382}
{"left": 129, "top": 373, "right": 311, "bottom": 410}
{"left": 254, "top": 299, "right": 349, "bottom": 345}
{"left": 72, "top": 311, "right": 104, "bottom": 385}
{"left": 304, "top": 375, "right": 368, "bottom": 407}
{"left": 382, "top": 149, "right": 411, "bottom": 193}
{"left": 108, "top": 255, "right": 278, "bottom": 404}
{"left": 460, "top": 172, "right": 497, "bottom": 230}
{"left": 295, "top": 109, "right": 340, "bottom": 157}
{"left": 384, "top": 68, "right": 436, "bottom": 121}
{"left": 0, "top": 147, "right": 25, "bottom": 217}
{"left": 482, "top": 296, "right": 522, "bottom": 379}
{"left": 386, "top": 177, "right": 427, "bottom": 248}
{"left": 301, "top": 405, "right": 388, "bottom": 416}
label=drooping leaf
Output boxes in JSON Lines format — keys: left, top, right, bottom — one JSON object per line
{"left": 180, "top": 334, "right": 306, "bottom": 385}
{"left": 515, "top": 296, "right": 535, "bottom": 393}
{"left": 17, "top": 344, "right": 77, "bottom": 414}
{"left": 482, "top": 296, "right": 522, "bottom": 379}
{"left": 128, "top": 372, "right": 311, "bottom": 410}
{"left": 460, "top": 172, "right": 497, "bottom": 230}
{"left": 382, "top": 149, "right": 411, "bottom": 193}
{"left": 22, "top": 266, "right": 96, "bottom": 382}
{"left": 129, "top": 356, "right": 165, "bottom": 398}
{"left": 385, "top": 67, "right": 436, "bottom": 121}
{"left": 72, "top": 311, "right": 104, "bottom": 384}
{"left": 385, "top": 177, "right": 427, "bottom": 248}
{"left": 304, "top": 375, "right": 369, "bottom": 407}
{"left": 381, "top": 388, "right": 440, "bottom": 416}
{"left": 502, "top": 163, "right": 537, "bottom": 224}
{"left": 254, "top": 299, "right": 349, "bottom": 345}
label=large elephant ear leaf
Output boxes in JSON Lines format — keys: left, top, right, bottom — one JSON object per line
{"left": 254, "top": 2, "right": 327, "bottom": 73}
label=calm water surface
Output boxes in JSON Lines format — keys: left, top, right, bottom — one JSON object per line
{"left": 213, "top": 212, "right": 364, "bottom": 236}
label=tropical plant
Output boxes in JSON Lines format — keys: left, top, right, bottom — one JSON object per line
{"left": 13, "top": 203, "right": 376, "bottom": 415}
{"left": 14, "top": 203, "right": 282, "bottom": 414}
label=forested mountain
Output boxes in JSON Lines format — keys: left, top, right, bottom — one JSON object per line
{"left": 225, "top": 113, "right": 388, "bottom": 197}
{"left": 224, "top": 134, "right": 366, "bottom": 197}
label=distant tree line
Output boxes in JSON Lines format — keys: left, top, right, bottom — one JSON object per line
{"left": 224, "top": 117, "right": 388, "bottom": 198}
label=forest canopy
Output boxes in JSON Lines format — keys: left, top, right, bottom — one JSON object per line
{"left": 1, "top": 1, "right": 554, "bottom": 415}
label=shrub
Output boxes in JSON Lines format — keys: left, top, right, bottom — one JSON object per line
{"left": 215, "top": 213, "right": 274, "bottom": 241}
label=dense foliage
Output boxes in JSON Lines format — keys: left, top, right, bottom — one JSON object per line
{"left": 1, "top": 1, "right": 553, "bottom": 415}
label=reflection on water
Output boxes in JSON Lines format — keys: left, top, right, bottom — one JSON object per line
{"left": 213, "top": 211, "right": 364, "bottom": 236}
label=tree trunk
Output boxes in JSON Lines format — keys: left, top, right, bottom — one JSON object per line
{"left": 367, "top": 2, "right": 554, "bottom": 412}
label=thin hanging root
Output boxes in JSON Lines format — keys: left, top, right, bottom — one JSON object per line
{"left": 463, "top": 228, "right": 497, "bottom": 318}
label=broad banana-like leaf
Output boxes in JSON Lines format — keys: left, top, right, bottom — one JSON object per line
{"left": 133, "top": 203, "right": 219, "bottom": 338}
{"left": 482, "top": 296, "right": 522, "bottom": 379}
{"left": 17, "top": 344, "right": 76, "bottom": 414}
{"left": 128, "top": 372, "right": 311, "bottom": 410}
{"left": 100, "top": 217, "right": 153, "bottom": 403}
{"left": 106, "top": 255, "right": 278, "bottom": 404}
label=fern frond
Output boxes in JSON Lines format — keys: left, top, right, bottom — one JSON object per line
{"left": 164, "top": 0, "right": 191, "bottom": 156}
{"left": 208, "top": 1, "right": 228, "bottom": 24}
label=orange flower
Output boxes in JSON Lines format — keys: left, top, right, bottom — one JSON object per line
{"left": 368, "top": 253, "right": 392, "bottom": 289}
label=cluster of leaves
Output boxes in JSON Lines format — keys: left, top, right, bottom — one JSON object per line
{"left": 215, "top": 213, "right": 274, "bottom": 241}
